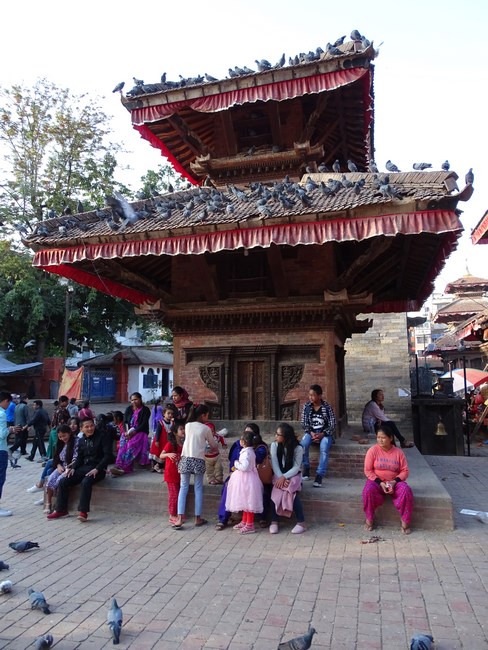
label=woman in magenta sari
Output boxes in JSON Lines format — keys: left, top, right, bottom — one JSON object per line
{"left": 110, "top": 393, "right": 150, "bottom": 476}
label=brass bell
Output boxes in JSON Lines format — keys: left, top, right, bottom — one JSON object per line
{"left": 435, "top": 419, "right": 448, "bottom": 436}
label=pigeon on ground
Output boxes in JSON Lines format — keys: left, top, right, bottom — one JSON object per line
{"left": 9, "top": 451, "right": 21, "bottom": 469}
{"left": 465, "top": 168, "right": 474, "bottom": 184}
{"left": 28, "top": 588, "right": 51, "bottom": 614}
{"left": 410, "top": 633, "right": 434, "bottom": 650}
{"left": 441, "top": 160, "right": 450, "bottom": 171}
{"left": 0, "top": 580, "right": 12, "bottom": 594}
{"left": 108, "top": 597, "right": 123, "bottom": 645}
{"left": 347, "top": 160, "right": 358, "bottom": 172}
{"left": 412, "top": 162, "right": 432, "bottom": 170}
{"left": 9, "top": 541, "right": 39, "bottom": 553}
{"left": 278, "top": 626, "right": 316, "bottom": 649}
{"left": 385, "top": 159, "right": 401, "bottom": 172}
{"left": 112, "top": 82, "right": 125, "bottom": 93}
{"left": 0, "top": 561, "right": 9, "bottom": 571}
{"left": 34, "top": 634, "right": 54, "bottom": 649}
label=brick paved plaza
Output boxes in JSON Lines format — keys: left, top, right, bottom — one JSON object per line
{"left": 1, "top": 449, "right": 487, "bottom": 649}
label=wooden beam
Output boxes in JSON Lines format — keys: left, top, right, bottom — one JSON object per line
{"left": 167, "top": 115, "right": 208, "bottom": 157}
{"left": 299, "top": 93, "right": 330, "bottom": 143}
{"left": 107, "top": 260, "right": 174, "bottom": 303}
{"left": 192, "top": 255, "right": 220, "bottom": 304}
{"left": 335, "top": 238, "right": 392, "bottom": 290}
{"left": 351, "top": 255, "right": 399, "bottom": 295}
{"left": 267, "top": 103, "right": 283, "bottom": 149}
{"left": 218, "top": 112, "right": 238, "bottom": 156}
{"left": 266, "top": 244, "right": 289, "bottom": 298}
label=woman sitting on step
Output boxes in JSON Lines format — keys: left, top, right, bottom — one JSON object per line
{"left": 362, "top": 425, "right": 414, "bottom": 535}
{"left": 110, "top": 393, "right": 150, "bottom": 476}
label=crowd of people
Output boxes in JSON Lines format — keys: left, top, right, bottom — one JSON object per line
{"left": 0, "top": 384, "right": 415, "bottom": 533}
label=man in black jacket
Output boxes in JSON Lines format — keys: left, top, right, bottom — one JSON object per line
{"left": 47, "top": 417, "right": 112, "bottom": 522}
{"left": 25, "top": 400, "right": 50, "bottom": 461}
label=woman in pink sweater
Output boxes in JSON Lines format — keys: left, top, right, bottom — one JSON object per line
{"left": 362, "top": 426, "right": 414, "bottom": 534}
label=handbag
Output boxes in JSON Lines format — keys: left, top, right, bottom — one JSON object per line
{"left": 256, "top": 447, "right": 273, "bottom": 484}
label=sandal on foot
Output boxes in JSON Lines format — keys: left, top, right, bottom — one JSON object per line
{"left": 401, "top": 522, "right": 411, "bottom": 535}
{"left": 195, "top": 518, "right": 208, "bottom": 527}
{"left": 401, "top": 441, "right": 414, "bottom": 448}
{"left": 364, "top": 520, "right": 374, "bottom": 531}
{"left": 215, "top": 522, "right": 226, "bottom": 530}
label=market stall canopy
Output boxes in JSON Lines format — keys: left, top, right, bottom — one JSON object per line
{"left": 0, "top": 357, "right": 43, "bottom": 375}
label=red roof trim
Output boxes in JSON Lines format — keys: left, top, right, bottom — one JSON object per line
{"left": 130, "top": 68, "right": 370, "bottom": 126}
{"left": 471, "top": 210, "right": 488, "bottom": 245}
{"left": 32, "top": 210, "right": 462, "bottom": 269}
{"left": 39, "top": 264, "right": 154, "bottom": 306}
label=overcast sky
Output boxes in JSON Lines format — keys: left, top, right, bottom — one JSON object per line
{"left": 1, "top": 0, "right": 486, "bottom": 295}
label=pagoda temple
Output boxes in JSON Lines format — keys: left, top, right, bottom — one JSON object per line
{"left": 24, "top": 36, "right": 473, "bottom": 424}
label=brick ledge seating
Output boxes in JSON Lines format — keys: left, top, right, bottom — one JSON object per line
{"left": 68, "top": 424, "right": 454, "bottom": 530}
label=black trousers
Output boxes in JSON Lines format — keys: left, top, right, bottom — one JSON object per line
{"left": 376, "top": 420, "right": 406, "bottom": 445}
{"left": 10, "top": 429, "right": 29, "bottom": 454}
{"left": 29, "top": 430, "right": 47, "bottom": 459}
{"left": 56, "top": 465, "right": 106, "bottom": 513}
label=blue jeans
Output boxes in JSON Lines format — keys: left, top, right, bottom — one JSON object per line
{"left": 178, "top": 472, "right": 204, "bottom": 517}
{"left": 301, "top": 434, "right": 333, "bottom": 477}
{"left": 0, "top": 450, "right": 7, "bottom": 499}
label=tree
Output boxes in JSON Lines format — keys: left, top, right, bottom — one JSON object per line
{"left": 0, "top": 78, "right": 128, "bottom": 237}
{"left": 0, "top": 241, "right": 149, "bottom": 361}
{"left": 136, "top": 164, "right": 188, "bottom": 200}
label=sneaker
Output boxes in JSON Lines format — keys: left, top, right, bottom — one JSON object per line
{"left": 27, "top": 485, "right": 44, "bottom": 493}
{"left": 47, "top": 511, "right": 68, "bottom": 519}
{"left": 269, "top": 523, "right": 279, "bottom": 534}
{"left": 0, "top": 509, "right": 13, "bottom": 517}
{"left": 313, "top": 475, "right": 323, "bottom": 487}
{"left": 233, "top": 521, "right": 246, "bottom": 530}
{"left": 33, "top": 498, "right": 44, "bottom": 506}
{"left": 302, "top": 469, "right": 310, "bottom": 480}
{"left": 291, "top": 524, "right": 306, "bottom": 534}
{"left": 77, "top": 512, "right": 88, "bottom": 522}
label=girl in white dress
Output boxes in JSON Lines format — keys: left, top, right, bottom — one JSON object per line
{"left": 225, "top": 430, "right": 263, "bottom": 534}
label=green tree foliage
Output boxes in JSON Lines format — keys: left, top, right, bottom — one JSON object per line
{"left": 0, "top": 78, "right": 127, "bottom": 236}
{"left": 136, "top": 164, "right": 188, "bottom": 200}
{"left": 0, "top": 242, "right": 149, "bottom": 361}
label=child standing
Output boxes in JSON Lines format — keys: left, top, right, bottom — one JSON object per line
{"left": 205, "top": 424, "right": 227, "bottom": 485}
{"left": 225, "top": 430, "right": 263, "bottom": 534}
{"left": 159, "top": 423, "right": 185, "bottom": 525}
{"left": 149, "top": 404, "right": 176, "bottom": 473}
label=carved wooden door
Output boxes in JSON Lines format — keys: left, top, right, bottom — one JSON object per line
{"left": 237, "top": 360, "right": 265, "bottom": 419}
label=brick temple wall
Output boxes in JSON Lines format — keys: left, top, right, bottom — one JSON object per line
{"left": 344, "top": 312, "right": 413, "bottom": 431}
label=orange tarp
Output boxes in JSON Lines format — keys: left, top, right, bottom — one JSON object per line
{"left": 58, "top": 367, "right": 83, "bottom": 399}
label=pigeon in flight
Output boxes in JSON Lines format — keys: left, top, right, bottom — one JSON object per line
{"left": 385, "top": 160, "right": 401, "bottom": 172}
{"left": 441, "top": 160, "right": 450, "bottom": 171}
{"left": 108, "top": 597, "right": 123, "bottom": 644}
{"left": 412, "top": 162, "right": 432, "bottom": 170}
{"left": 410, "top": 633, "right": 434, "bottom": 650}
{"left": 112, "top": 82, "right": 125, "bottom": 93}
{"left": 34, "top": 635, "right": 54, "bottom": 649}
{"left": 9, "top": 541, "right": 39, "bottom": 553}
{"left": 28, "top": 588, "right": 51, "bottom": 614}
{"left": 278, "top": 626, "right": 316, "bottom": 649}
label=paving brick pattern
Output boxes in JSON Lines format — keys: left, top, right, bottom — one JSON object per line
{"left": 0, "top": 449, "right": 487, "bottom": 649}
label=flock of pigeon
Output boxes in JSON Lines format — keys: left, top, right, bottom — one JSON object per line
{"left": 0, "top": 542, "right": 123, "bottom": 646}
{"left": 112, "top": 29, "right": 373, "bottom": 97}
{"left": 27, "top": 158, "right": 474, "bottom": 242}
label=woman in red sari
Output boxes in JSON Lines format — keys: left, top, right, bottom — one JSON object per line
{"left": 111, "top": 393, "right": 150, "bottom": 476}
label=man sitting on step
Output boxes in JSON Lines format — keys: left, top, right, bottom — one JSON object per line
{"left": 300, "top": 384, "right": 336, "bottom": 487}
